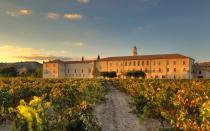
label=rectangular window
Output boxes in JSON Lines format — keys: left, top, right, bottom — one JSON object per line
{"left": 142, "top": 61, "right": 144, "bottom": 66}
{"left": 133, "top": 61, "right": 136, "bottom": 66}
{"left": 81, "top": 69, "right": 83, "bottom": 73}
{"left": 183, "top": 68, "right": 186, "bottom": 72}
{"left": 167, "top": 68, "right": 170, "bottom": 72}
{"left": 146, "top": 61, "right": 149, "bottom": 66}
{"left": 159, "top": 68, "right": 161, "bottom": 72}
{"left": 159, "top": 61, "right": 161, "bottom": 66}
{"left": 173, "top": 61, "right": 176, "bottom": 65}
{"left": 153, "top": 61, "right": 156, "bottom": 66}
{"left": 125, "top": 62, "right": 127, "bottom": 66}
{"left": 183, "top": 61, "right": 186, "bottom": 65}
{"left": 75, "top": 69, "right": 76, "bottom": 73}
{"left": 137, "top": 61, "right": 140, "bottom": 66}
{"left": 145, "top": 68, "right": 147, "bottom": 73}
{"left": 129, "top": 61, "right": 131, "bottom": 66}
{"left": 174, "top": 68, "right": 176, "bottom": 72}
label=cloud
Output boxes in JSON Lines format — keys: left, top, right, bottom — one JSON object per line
{"left": 5, "top": 11, "right": 19, "bottom": 17}
{"left": 0, "top": 45, "right": 73, "bottom": 62}
{"left": 64, "top": 13, "right": 83, "bottom": 20}
{"left": 5, "top": 9, "right": 32, "bottom": 17}
{"left": 47, "top": 13, "right": 60, "bottom": 20}
{"left": 19, "top": 9, "right": 32, "bottom": 15}
{"left": 16, "top": 55, "right": 74, "bottom": 61}
{"left": 60, "top": 42, "right": 86, "bottom": 48}
{"left": 76, "top": 0, "right": 89, "bottom": 4}
{"left": 71, "top": 42, "right": 85, "bottom": 47}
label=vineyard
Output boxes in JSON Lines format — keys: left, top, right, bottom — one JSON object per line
{"left": 0, "top": 78, "right": 210, "bottom": 131}
{"left": 112, "top": 79, "right": 210, "bottom": 130}
{"left": 0, "top": 78, "right": 107, "bottom": 131}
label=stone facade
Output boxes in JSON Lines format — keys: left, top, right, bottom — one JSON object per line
{"left": 193, "top": 63, "right": 210, "bottom": 79}
{"left": 43, "top": 47, "right": 196, "bottom": 79}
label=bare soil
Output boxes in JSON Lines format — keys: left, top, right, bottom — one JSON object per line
{"left": 93, "top": 82, "right": 160, "bottom": 131}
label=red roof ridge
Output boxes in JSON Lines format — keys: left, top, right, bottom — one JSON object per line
{"left": 44, "top": 53, "right": 192, "bottom": 63}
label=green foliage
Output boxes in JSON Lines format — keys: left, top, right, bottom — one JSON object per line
{"left": 0, "top": 78, "right": 106, "bottom": 130}
{"left": 0, "top": 67, "right": 18, "bottom": 77}
{"left": 125, "top": 70, "right": 146, "bottom": 78}
{"left": 19, "top": 67, "right": 43, "bottom": 78}
{"left": 112, "top": 79, "right": 210, "bottom": 130}
{"left": 100, "top": 71, "right": 117, "bottom": 78}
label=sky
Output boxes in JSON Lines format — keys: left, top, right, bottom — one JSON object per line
{"left": 0, "top": 0, "right": 209, "bottom": 63}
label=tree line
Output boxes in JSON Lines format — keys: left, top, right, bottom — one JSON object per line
{"left": 99, "top": 70, "right": 146, "bottom": 78}
{"left": 0, "top": 67, "right": 42, "bottom": 77}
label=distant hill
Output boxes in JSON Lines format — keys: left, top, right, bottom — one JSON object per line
{"left": 0, "top": 62, "right": 42, "bottom": 72}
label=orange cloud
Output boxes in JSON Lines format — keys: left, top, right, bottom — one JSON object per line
{"left": 47, "top": 13, "right": 60, "bottom": 20}
{"left": 64, "top": 14, "right": 83, "bottom": 20}
{"left": 76, "top": 0, "right": 89, "bottom": 4}
{"left": 0, "top": 45, "right": 71, "bottom": 62}
{"left": 5, "top": 9, "right": 32, "bottom": 17}
{"left": 18, "top": 9, "right": 32, "bottom": 15}
{"left": 71, "top": 42, "right": 86, "bottom": 47}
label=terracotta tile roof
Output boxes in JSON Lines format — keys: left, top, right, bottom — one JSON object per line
{"left": 65, "top": 60, "right": 94, "bottom": 64}
{"left": 44, "top": 54, "right": 192, "bottom": 64}
{"left": 99, "top": 54, "right": 191, "bottom": 61}
{"left": 45, "top": 59, "right": 65, "bottom": 63}
{"left": 45, "top": 59, "right": 94, "bottom": 64}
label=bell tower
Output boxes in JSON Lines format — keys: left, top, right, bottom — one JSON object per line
{"left": 132, "top": 46, "right": 138, "bottom": 56}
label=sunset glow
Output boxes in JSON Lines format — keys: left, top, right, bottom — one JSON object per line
{"left": 0, "top": 0, "right": 209, "bottom": 62}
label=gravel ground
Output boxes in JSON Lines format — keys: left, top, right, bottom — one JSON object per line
{"left": 94, "top": 82, "right": 144, "bottom": 131}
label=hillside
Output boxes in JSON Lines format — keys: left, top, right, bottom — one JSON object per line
{"left": 0, "top": 62, "right": 42, "bottom": 71}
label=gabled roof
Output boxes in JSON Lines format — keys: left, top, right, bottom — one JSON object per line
{"left": 99, "top": 54, "right": 191, "bottom": 61}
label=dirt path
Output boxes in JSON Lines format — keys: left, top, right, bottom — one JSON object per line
{"left": 94, "top": 82, "right": 147, "bottom": 131}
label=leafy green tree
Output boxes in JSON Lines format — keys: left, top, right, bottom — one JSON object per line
{"left": 100, "top": 71, "right": 117, "bottom": 78}
{"left": 125, "top": 70, "right": 146, "bottom": 78}
{"left": 32, "top": 67, "right": 43, "bottom": 78}
{"left": 0, "top": 67, "right": 18, "bottom": 77}
{"left": 19, "top": 67, "right": 43, "bottom": 78}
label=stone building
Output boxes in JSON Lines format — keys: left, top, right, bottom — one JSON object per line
{"left": 43, "top": 47, "right": 195, "bottom": 79}
{"left": 193, "top": 62, "right": 210, "bottom": 79}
